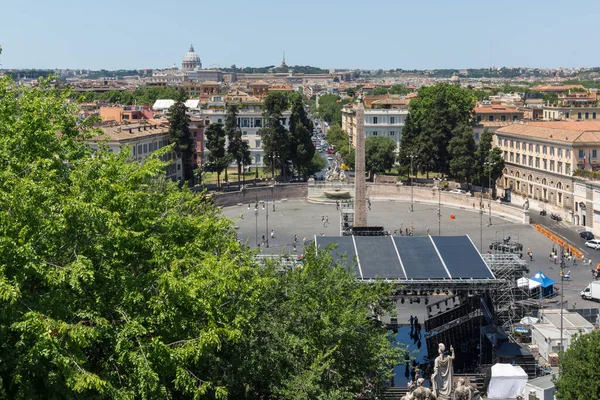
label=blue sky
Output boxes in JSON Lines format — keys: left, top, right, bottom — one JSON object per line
{"left": 1, "top": 0, "right": 598, "bottom": 70}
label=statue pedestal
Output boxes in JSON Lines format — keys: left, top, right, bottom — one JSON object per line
{"left": 523, "top": 210, "right": 530, "bottom": 224}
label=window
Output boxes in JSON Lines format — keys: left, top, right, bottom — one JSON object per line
{"left": 529, "top": 143, "right": 533, "bottom": 152}
{"left": 510, "top": 152, "right": 514, "bottom": 162}
{"left": 529, "top": 156, "right": 533, "bottom": 167}
{"left": 510, "top": 140, "right": 514, "bottom": 148}
{"left": 516, "top": 141, "right": 520, "bottom": 150}
{"left": 390, "top": 117, "right": 395, "bottom": 124}
{"left": 566, "top": 149, "right": 571, "bottom": 159}
{"left": 565, "top": 112, "right": 570, "bottom": 119}
{"left": 594, "top": 150, "right": 598, "bottom": 158}
{"left": 504, "top": 139, "right": 508, "bottom": 146}
{"left": 579, "top": 149, "right": 585, "bottom": 158}
{"left": 133, "top": 146, "right": 136, "bottom": 156}
{"left": 241, "top": 118, "right": 250, "bottom": 128}
{"left": 535, "top": 157, "right": 540, "bottom": 168}
{"left": 566, "top": 163, "right": 571, "bottom": 175}
{"left": 543, "top": 146, "right": 547, "bottom": 154}
{"left": 578, "top": 112, "right": 582, "bottom": 120}
{"left": 501, "top": 115, "right": 507, "bottom": 122}
{"left": 523, "top": 155, "right": 527, "bottom": 165}
{"left": 550, "top": 160, "right": 555, "bottom": 171}
{"left": 543, "top": 159, "right": 547, "bottom": 169}
{"left": 536, "top": 144, "right": 540, "bottom": 153}
{"left": 497, "top": 137, "right": 502, "bottom": 146}
{"left": 550, "top": 147, "right": 554, "bottom": 156}
{"left": 372, "top": 131, "right": 378, "bottom": 136}
{"left": 594, "top": 112, "right": 597, "bottom": 120}
{"left": 137, "top": 145, "right": 142, "bottom": 155}
{"left": 585, "top": 112, "right": 590, "bottom": 119}
{"left": 143, "top": 144, "right": 148, "bottom": 153}
{"left": 513, "top": 115, "right": 519, "bottom": 121}
{"left": 255, "top": 140, "right": 261, "bottom": 148}
{"left": 255, "top": 155, "right": 261, "bottom": 163}
{"left": 489, "top": 115, "right": 494, "bottom": 121}
{"left": 516, "top": 154, "right": 520, "bottom": 163}
{"left": 474, "top": 132, "right": 480, "bottom": 140}
{"left": 477, "top": 115, "right": 482, "bottom": 122}
{"left": 558, "top": 162, "right": 563, "bottom": 174}
{"left": 373, "top": 117, "right": 378, "bottom": 124}
{"left": 390, "top": 131, "right": 395, "bottom": 135}
{"left": 217, "top": 119, "right": 222, "bottom": 123}
{"left": 558, "top": 148, "right": 563, "bottom": 157}
{"left": 255, "top": 118, "right": 262, "bottom": 127}
{"left": 503, "top": 151, "right": 508, "bottom": 161}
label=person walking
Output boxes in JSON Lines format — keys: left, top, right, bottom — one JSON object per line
{"left": 529, "top": 251, "right": 534, "bottom": 262}
{"left": 294, "top": 234, "right": 298, "bottom": 243}
{"left": 325, "top": 215, "right": 329, "bottom": 224}
{"left": 409, "top": 315, "right": 414, "bottom": 327}
{"left": 573, "top": 257, "right": 577, "bottom": 266}
{"left": 270, "top": 230, "right": 275, "bottom": 239}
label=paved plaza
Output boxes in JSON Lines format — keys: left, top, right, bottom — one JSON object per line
{"left": 221, "top": 198, "right": 600, "bottom": 308}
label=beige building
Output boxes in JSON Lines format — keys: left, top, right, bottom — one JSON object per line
{"left": 88, "top": 121, "right": 183, "bottom": 182}
{"left": 495, "top": 121, "right": 600, "bottom": 223}
{"left": 542, "top": 105, "right": 600, "bottom": 121}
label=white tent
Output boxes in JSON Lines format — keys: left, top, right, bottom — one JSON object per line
{"left": 487, "top": 363, "right": 528, "bottom": 399}
{"left": 517, "top": 277, "right": 541, "bottom": 290}
{"left": 520, "top": 316, "right": 539, "bottom": 325}
{"left": 152, "top": 99, "right": 175, "bottom": 111}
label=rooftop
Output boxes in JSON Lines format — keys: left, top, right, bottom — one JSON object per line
{"left": 474, "top": 104, "right": 523, "bottom": 114}
{"left": 90, "top": 120, "right": 169, "bottom": 142}
{"left": 496, "top": 121, "right": 600, "bottom": 143}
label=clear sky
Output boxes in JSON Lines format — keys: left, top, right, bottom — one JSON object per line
{"left": 1, "top": 0, "right": 599, "bottom": 70}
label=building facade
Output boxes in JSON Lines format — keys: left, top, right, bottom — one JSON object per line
{"left": 474, "top": 104, "right": 524, "bottom": 123}
{"left": 542, "top": 105, "right": 600, "bottom": 121}
{"left": 342, "top": 101, "right": 408, "bottom": 149}
{"left": 495, "top": 121, "right": 600, "bottom": 223}
{"left": 88, "top": 122, "right": 183, "bottom": 182}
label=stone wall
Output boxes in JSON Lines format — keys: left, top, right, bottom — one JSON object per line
{"left": 211, "top": 184, "right": 308, "bottom": 207}
{"left": 366, "top": 184, "right": 525, "bottom": 223}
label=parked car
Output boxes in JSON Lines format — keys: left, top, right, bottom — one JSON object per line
{"left": 550, "top": 213, "right": 562, "bottom": 221}
{"left": 585, "top": 239, "right": 600, "bottom": 250}
{"left": 580, "top": 231, "right": 595, "bottom": 240}
{"left": 449, "top": 189, "right": 467, "bottom": 195}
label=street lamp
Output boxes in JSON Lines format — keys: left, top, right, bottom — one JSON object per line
{"left": 262, "top": 200, "right": 270, "bottom": 248}
{"left": 254, "top": 202, "right": 259, "bottom": 247}
{"left": 437, "top": 187, "right": 442, "bottom": 236}
{"left": 407, "top": 153, "right": 416, "bottom": 212}
{"left": 484, "top": 158, "right": 495, "bottom": 227}
{"left": 479, "top": 196, "right": 484, "bottom": 252}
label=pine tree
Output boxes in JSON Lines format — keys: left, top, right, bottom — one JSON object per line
{"left": 167, "top": 93, "right": 195, "bottom": 184}
{"left": 204, "top": 123, "right": 230, "bottom": 187}
{"left": 288, "top": 95, "right": 315, "bottom": 177}
{"left": 225, "top": 103, "right": 251, "bottom": 187}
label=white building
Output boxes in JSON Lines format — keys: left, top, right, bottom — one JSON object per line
{"left": 531, "top": 309, "right": 593, "bottom": 361}
{"left": 342, "top": 98, "right": 409, "bottom": 149}
{"left": 88, "top": 121, "right": 183, "bottom": 182}
{"left": 200, "top": 95, "right": 291, "bottom": 167}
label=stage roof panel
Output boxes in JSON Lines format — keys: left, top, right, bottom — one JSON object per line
{"left": 393, "top": 236, "right": 449, "bottom": 279}
{"left": 355, "top": 236, "right": 405, "bottom": 279}
{"left": 431, "top": 236, "right": 494, "bottom": 279}
{"left": 315, "top": 235, "right": 359, "bottom": 276}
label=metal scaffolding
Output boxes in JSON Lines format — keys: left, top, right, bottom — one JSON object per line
{"left": 482, "top": 253, "right": 530, "bottom": 340}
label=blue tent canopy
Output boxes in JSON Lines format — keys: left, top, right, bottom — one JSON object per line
{"left": 530, "top": 271, "right": 557, "bottom": 288}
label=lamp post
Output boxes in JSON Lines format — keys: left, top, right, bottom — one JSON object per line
{"left": 438, "top": 187, "right": 442, "bottom": 236}
{"left": 263, "top": 200, "right": 270, "bottom": 248}
{"left": 485, "top": 158, "right": 495, "bottom": 227}
{"left": 408, "top": 153, "right": 416, "bottom": 212}
{"left": 479, "top": 196, "right": 484, "bottom": 252}
{"left": 254, "top": 201, "right": 259, "bottom": 247}
{"left": 559, "top": 246, "right": 565, "bottom": 369}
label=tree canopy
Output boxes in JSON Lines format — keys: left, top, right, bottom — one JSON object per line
{"left": 167, "top": 97, "right": 195, "bottom": 183}
{"left": 365, "top": 136, "right": 397, "bottom": 176}
{"left": 225, "top": 103, "right": 251, "bottom": 187}
{"left": 554, "top": 330, "right": 600, "bottom": 400}
{"left": 205, "top": 122, "right": 230, "bottom": 187}
{"left": 316, "top": 94, "right": 349, "bottom": 126}
{"left": 0, "top": 75, "right": 406, "bottom": 399}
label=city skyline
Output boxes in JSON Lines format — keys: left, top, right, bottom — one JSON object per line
{"left": 1, "top": 0, "right": 599, "bottom": 70}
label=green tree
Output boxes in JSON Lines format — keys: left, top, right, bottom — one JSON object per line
{"left": 371, "top": 88, "right": 389, "bottom": 95}
{"left": 399, "top": 83, "right": 476, "bottom": 176}
{"left": 289, "top": 95, "right": 315, "bottom": 177}
{"left": 389, "top": 84, "right": 411, "bottom": 96}
{"left": 306, "top": 152, "right": 327, "bottom": 176}
{"left": 474, "top": 128, "right": 494, "bottom": 186}
{"left": 167, "top": 97, "right": 195, "bottom": 183}
{"left": 260, "top": 92, "right": 291, "bottom": 179}
{"left": 205, "top": 122, "right": 230, "bottom": 187}
{"left": 332, "top": 76, "right": 340, "bottom": 82}
{"left": 365, "top": 136, "right": 397, "bottom": 177}
{"left": 225, "top": 103, "right": 251, "bottom": 187}
{"left": 448, "top": 124, "right": 476, "bottom": 185}
{"left": 345, "top": 87, "right": 357, "bottom": 98}
{"left": 325, "top": 124, "right": 354, "bottom": 168}
{"left": 485, "top": 147, "right": 505, "bottom": 197}
{"left": 317, "top": 94, "right": 349, "bottom": 126}
{"left": 554, "top": 330, "right": 600, "bottom": 400}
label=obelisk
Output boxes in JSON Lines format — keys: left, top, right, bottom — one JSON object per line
{"left": 354, "top": 98, "right": 367, "bottom": 227}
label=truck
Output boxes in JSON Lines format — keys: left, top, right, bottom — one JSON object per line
{"left": 580, "top": 281, "right": 600, "bottom": 301}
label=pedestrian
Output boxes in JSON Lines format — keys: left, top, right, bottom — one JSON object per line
{"left": 554, "top": 254, "right": 558, "bottom": 264}
{"left": 529, "top": 251, "right": 534, "bottom": 262}
{"left": 302, "top": 236, "right": 306, "bottom": 243}
{"left": 293, "top": 243, "right": 297, "bottom": 252}
{"left": 325, "top": 215, "right": 329, "bottom": 224}
{"left": 573, "top": 257, "right": 577, "bottom": 266}
{"left": 270, "top": 229, "right": 275, "bottom": 239}
{"left": 409, "top": 315, "right": 414, "bottom": 327}
{"left": 262, "top": 234, "right": 266, "bottom": 243}
{"left": 294, "top": 234, "right": 298, "bottom": 243}
{"left": 406, "top": 228, "right": 409, "bottom": 236}
{"left": 273, "top": 203, "right": 276, "bottom": 212}
{"left": 394, "top": 229, "right": 398, "bottom": 235}
{"left": 572, "top": 302, "right": 577, "bottom": 309}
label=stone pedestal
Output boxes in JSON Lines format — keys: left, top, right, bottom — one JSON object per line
{"left": 354, "top": 101, "right": 367, "bottom": 227}
{"left": 523, "top": 209, "right": 530, "bottom": 224}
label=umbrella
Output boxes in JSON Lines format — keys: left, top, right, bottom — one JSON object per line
{"left": 520, "top": 316, "right": 539, "bottom": 325}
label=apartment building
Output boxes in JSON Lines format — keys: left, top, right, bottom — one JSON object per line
{"left": 495, "top": 121, "right": 600, "bottom": 224}
{"left": 341, "top": 96, "right": 409, "bottom": 149}
{"left": 88, "top": 121, "right": 183, "bottom": 182}
{"left": 199, "top": 95, "right": 291, "bottom": 167}
{"left": 542, "top": 105, "right": 600, "bottom": 121}
{"left": 474, "top": 104, "right": 524, "bottom": 123}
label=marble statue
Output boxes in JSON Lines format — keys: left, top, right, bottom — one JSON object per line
{"left": 431, "top": 343, "right": 455, "bottom": 399}
{"left": 454, "top": 377, "right": 472, "bottom": 400}
{"left": 412, "top": 378, "right": 437, "bottom": 400}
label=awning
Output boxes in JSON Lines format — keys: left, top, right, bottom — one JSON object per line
{"left": 517, "top": 277, "right": 542, "bottom": 290}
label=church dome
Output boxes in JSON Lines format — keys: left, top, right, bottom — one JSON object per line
{"left": 182, "top": 45, "right": 202, "bottom": 71}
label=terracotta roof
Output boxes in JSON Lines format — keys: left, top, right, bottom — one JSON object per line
{"left": 249, "top": 80, "right": 269, "bottom": 87}
{"left": 90, "top": 121, "right": 169, "bottom": 142}
{"left": 201, "top": 81, "right": 220, "bottom": 86}
{"left": 496, "top": 121, "right": 600, "bottom": 143}
{"left": 474, "top": 105, "right": 523, "bottom": 114}
{"left": 531, "top": 84, "right": 585, "bottom": 92}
